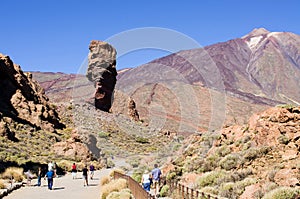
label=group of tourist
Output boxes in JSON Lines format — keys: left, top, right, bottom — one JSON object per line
{"left": 141, "top": 164, "right": 162, "bottom": 196}
{"left": 29, "top": 162, "right": 95, "bottom": 190}
{"left": 25, "top": 162, "right": 162, "bottom": 195}
{"left": 71, "top": 163, "right": 95, "bottom": 187}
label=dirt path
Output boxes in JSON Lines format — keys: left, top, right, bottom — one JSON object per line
{"left": 4, "top": 169, "right": 111, "bottom": 199}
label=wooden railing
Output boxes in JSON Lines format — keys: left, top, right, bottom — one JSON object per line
{"left": 114, "top": 171, "right": 224, "bottom": 199}
{"left": 168, "top": 179, "right": 222, "bottom": 199}
{"left": 114, "top": 171, "right": 155, "bottom": 199}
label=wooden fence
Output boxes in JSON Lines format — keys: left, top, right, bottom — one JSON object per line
{"left": 168, "top": 180, "right": 221, "bottom": 199}
{"left": 114, "top": 171, "right": 223, "bottom": 199}
{"left": 114, "top": 171, "right": 155, "bottom": 199}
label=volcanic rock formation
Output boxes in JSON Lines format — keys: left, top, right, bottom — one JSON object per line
{"left": 87, "top": 40, "right": 117, "bottom": 112}
{"left": 128, "top": 97, "right": 140, "bottom": 121}
{"left": 52, "top": 132, "right": 92, "bottom": 161}
{"left": 0, "top": 54, "right": 64, "bottom": 132}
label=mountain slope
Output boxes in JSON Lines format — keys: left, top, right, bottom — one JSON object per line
{"left": 31, "top": 28, "right": 300, "bottom": 133}
{"left": 112, "top": 28, "right": 300, "bottom": 132}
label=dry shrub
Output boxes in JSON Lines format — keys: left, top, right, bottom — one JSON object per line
{"left": 90, "top": 160, "right": 103, "bottom": 170}
{"left": 76, "top": 162, "right": 85, "bottom": 171}
{"left": 57, "top": 160, "right": 74, "bottom": 172}
{"left": 200, "top": 186, "right": 218, "bottom": 195}
{"left": 197, "top": 170, "right": 226, "bottom": 188}
{"left": 107, "top": 188, "right": 132, "bottom": 199}
{"left": 262, "top": 187, "right": 300, "bottom": 199}
{"left": 100, "top": 175, "right": 111, "bottom": 186}
{"left": 109, "top": 168, "right": 125, "bottom": 178}
{"left": 2, "top": 167, "right": 24, "bottom": 182}
{"left": 100, "top": 178, "right": 128, "bottom": 199}
{"left": 0, "top": 180, "right": 6, "bottom": 189}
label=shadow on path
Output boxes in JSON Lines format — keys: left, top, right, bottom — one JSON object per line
{"left": 87, "top": 184, "right": 98, "bottom": 187}
{"left": 53, "top": 187, "right": 65, "bottom": 190}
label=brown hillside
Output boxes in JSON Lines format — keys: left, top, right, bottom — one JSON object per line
{"left": 163, "top": 106, "right": 300, "bottom": 198}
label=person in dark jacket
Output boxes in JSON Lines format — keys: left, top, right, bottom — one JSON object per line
{"left": 82, "top": 165, "right": 88, "bottom": 186}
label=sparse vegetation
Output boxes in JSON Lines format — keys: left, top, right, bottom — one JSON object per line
{"left": 100, "top": 178, "right": 128, "bottom": 199}
{"left": 197, "top": 170, "right": 226, "bottom": 188}
{"left": 159, "top": 185, "right": 169, "bottom": 197}
{"left": 98, "top": 131, "right": 111, "bottom": 138}
{"left": 219, "top": 153, "right": 241, "bottom": 170}
{"left": 277, "top": 135, "right": 290, "bottom": 145}
{"left": 134, "top": 136, "right": 149, "bottom": 144}
{"left": 262, "top": 187, "right": 300, "bottom": 199}
{"left": 276, "top": 104, "right": 296, "bottom": 109}
{"left": 131, "top": 171, "right": 142, "bottom": 183}
{"left": 1, "top": 167, "right": 24, "bottom": 182}
{"left": 107, "top": 188, "right": 132, "bottom": 199}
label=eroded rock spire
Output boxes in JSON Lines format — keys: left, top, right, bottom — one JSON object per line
{"left": 87, "top": 41, "right": 117, "bottom": 112}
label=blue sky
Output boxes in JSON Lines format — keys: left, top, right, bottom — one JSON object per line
{"left": 1, "top": 0, "right": 300, "bottom": 73}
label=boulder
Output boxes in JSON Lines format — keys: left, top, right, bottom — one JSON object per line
{"left": 52, "top": 133, "right": 91, "bottom": 161}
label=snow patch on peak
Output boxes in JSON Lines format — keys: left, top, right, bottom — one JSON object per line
{"left": 267, "top": 32, "right": 280, "bottom": 38}
{"left": 246, "top": 36, "right": 263, "bottom": 50}
{"left": 242, "top": 28, "right": 270, "bottom": 39}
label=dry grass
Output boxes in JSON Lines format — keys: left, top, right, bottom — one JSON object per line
{"left": 0, "top": 180, "right": 6, "bottom": 189}
{"left": 107, "top": 188, "right": 132, "bottom": 199}
{"left": 109, "top": 168, "right": 125, "bottom": 178}
{"left": 1, "top": 167, "right": 24, "bottom": 182}
{"left": 100, "top": 176, "right": 111, "bottom": 186}
{"left": 57, "top": 160, "right": 74, "bottom": 172}
{"left": 100, "top": 178, "right": 128, "bottom": 199}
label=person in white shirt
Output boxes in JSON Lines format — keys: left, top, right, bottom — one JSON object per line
{"left": 141, "top": 170, "right": 151, "bottom": 192}
{"left": 48, "top": 162, "right": 54, "bottom": 171}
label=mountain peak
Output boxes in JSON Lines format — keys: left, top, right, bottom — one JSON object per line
{"left": 242, "top": 28, "right": 270, "bottom": 38}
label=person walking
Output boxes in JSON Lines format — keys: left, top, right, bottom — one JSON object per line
{"left": 89, "top": 164, "right": 95, "bottom": 180}
{"left": 71, "top": 163, "right": 77, "bottom": 179}
{"left": 82, "top": 165, "right": 88, "bottom": 186}
{"left": 141, "top": 170, "right": 151, "bottom": 192}
{"left": 48, "top": 161, "right": 54, "bottom": 171}
{"left": 45, "top": 169, "right": 55, "bottom": 190}
{"left": 37, "top": 167, "right": 42, "bottom": 187}
{"left": 151, "top": 164, "right": 162, "bottom": 196}
{"left": 24, "top": 170, "right": 33, "bottom": 186}
{"left": 53, "top": 162, "right": 57, "bottom": 177}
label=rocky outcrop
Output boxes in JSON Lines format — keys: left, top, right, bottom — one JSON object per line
{"left": 128, "top": 98, "right": 139, "bottom": 121}
{"left": 0, "top": 115, "right": 16, "bottom": 140}
{"left": 165, "top": 106, "right": 300, "bottom": 198}
{"left": 0, "top": 54, "right": 64, "bottom": 132}
{"left": 52, "top": 132, "right": 92, "bottom": 161}
{"left": 87, "top": 40, "right": 117, "bottom": 112}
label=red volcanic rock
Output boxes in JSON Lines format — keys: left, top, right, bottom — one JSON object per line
{"left": 240, "top": 184, "right": 262, "bottom": 199}
{"left": 87, "top": 41, "right": 117, "bottom": 112}
{"left": 274, "top": 168, "right": 299, "bottom": 187}
{"left": 128, "top": 97, "right": 140, "bottom": 121}
{"left": 52, "top": 133, "right": 91, "bottom": 161}
{"left": 0, "top": 54, "right": 64, "bottom": 131}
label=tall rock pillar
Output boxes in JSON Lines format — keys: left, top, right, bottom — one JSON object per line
{"left": 87, "top": 41, "right": 117, "bottom": 112}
